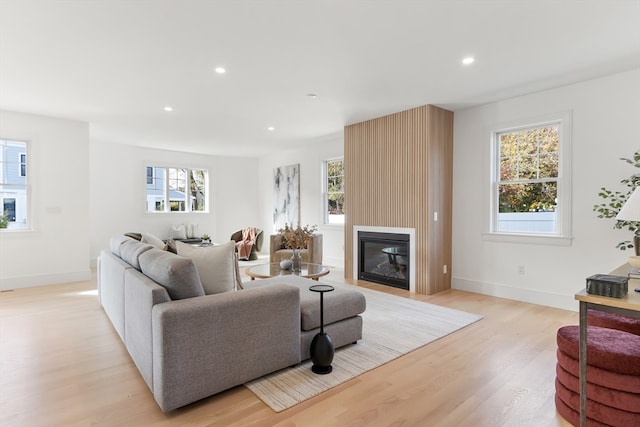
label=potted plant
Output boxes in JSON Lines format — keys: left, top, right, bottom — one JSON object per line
{"left": 278, "top": 224, "right": 317, "bottom": 272}
{"left": 593, "top": 149, "right": 640, "bottom": 252}
{"left": 201, "top": 233, "right": 211, "bottom": 245}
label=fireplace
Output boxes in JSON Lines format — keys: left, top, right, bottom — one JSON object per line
{"left": 357, "top": 231, "right": 411, "bottom": 290}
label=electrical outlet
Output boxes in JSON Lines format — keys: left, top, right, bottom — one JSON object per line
{"left": 434, "top": 211, "right": 438, "bottom": 221}
{"left": 443, "top": 264, "right": 448, "bottom": 274}
{"left": 518, "top": 265, "right": 525, "bottom": 275}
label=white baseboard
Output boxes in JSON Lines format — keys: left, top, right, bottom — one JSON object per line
{"left": 452, "top": 276, "right": 578, "bottom": 312}
{"left": 1, "top": 270, "right": 92, "bottom": 291}
{"left": 323, "top": 256, "right": 344, "bottom": 269}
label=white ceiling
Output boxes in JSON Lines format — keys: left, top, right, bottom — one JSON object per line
{"left": 1, "top": 0, "right": 639, "bottom": 157}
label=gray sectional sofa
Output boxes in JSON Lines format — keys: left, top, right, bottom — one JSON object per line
{"left": 97, "top": 235, "right": 365, "bottom": 412}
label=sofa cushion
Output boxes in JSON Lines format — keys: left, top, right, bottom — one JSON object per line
{"left": 120, "top": 240, "right": 154, "bottom": 270}
{"left": 138, "top": 249, "right": 205, "bottom": 300}
{"left": 110, "top": 235, "right": 133, "bottom": 257}
{"left": 176, "top": 240, "right": 237, "bottom": 294}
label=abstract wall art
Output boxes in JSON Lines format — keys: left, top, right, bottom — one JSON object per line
{"left": 273, "top": 163, "right": 300, "bottom": 229}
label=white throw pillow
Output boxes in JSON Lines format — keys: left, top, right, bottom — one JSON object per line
{"left": 176, "top": 240, "right": 237, "bottom": 294}
{"left": 141, "top": 232, "right": 167, "bottom": 250}
{"left": 186, "top": 223, "right": 199, "bottom": 239}
{"left": 169, "top": 224, "right": 187, "bottom": 240}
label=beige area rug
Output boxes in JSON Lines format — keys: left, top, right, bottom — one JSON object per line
{"left": 244, "top": 281, "right": 482, "bottom": 412}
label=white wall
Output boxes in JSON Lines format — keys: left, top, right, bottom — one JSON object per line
{"left": 452, "top": 69, "right": 640, "bottom": 311}
{"left": 90, "top": 140, "right": 260, "bottom": 265}
{"left": 257, "top": 132, "right": 345, "bottom": 268}
{"left": 0, "top": 110, "right": 91, "bottom": 289}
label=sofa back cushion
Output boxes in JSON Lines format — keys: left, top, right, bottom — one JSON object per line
{"left": 175, "top": 240, "right": 238, "bottom": 294}
{"left": 120, "top": 240, "right": 154, "bottom": 270}
{"left": 110, "top": 235, "right": 133, "bottom": 257}
{"left": 139, "top": 249, "right": 205, "bottom": 300}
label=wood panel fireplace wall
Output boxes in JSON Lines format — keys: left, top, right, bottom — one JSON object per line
{"left": 344, "top": 104, "right": 453, "bottom": 295}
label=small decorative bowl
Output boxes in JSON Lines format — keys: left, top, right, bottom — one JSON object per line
{"left": 280, "top": 259, "right": 293, "bottom": 270}
{"left": 628, "top": 256, "right": 640, "bottom": 269}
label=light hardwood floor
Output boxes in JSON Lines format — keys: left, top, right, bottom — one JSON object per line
{"left": 0, "top": 268, "right": 577, "bottom": 427}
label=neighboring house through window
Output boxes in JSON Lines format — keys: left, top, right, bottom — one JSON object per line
{"left": 487, "top": 112, "right": 572, "bottom": 245}
{"left": 145, "top": 166, "right": 208, "bottom": 213}
{"left": 0, "top": 139, "right": 29, "bottom": 229}
{"left": 324, "top": 158, "right": 345, "bottom": 224}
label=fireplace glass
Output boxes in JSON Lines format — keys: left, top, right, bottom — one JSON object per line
{"left": 358, "top": 231, "right": 409, "bottom": 290}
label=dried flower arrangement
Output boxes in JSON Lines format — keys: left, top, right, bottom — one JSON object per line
{"left": 278, "top": 224, "right": 317, "bottom": 250}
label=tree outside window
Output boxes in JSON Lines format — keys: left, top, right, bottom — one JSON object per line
{"left": 325, "top": 159, "right": 345, "bottom": 224}
{"left": 494, "top": 123, "right": 561, "bottom": 234}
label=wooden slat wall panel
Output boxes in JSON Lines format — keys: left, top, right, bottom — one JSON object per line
{"left": 344, "top": 104, "right": 453, "bottom": 295}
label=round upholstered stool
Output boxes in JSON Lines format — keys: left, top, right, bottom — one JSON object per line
{"left": 555, "top": 325, "right": 640, "bottom": 427}
{"left": 588, "top": 309, "right": 640, "bottom": 336}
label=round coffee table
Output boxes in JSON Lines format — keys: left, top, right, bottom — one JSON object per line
{"left": 246, "top": 263, "right": 330, "bottom": 281}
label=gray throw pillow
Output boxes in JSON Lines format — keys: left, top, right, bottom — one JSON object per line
{"left": 139, "top": 249, "right": 205, "bottom": 300}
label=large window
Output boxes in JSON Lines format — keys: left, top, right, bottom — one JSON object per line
{"left": 488, "top": 113, "right": 572, "bottom": 243}
{"left": 145, "top": 166, "right": 208, "bottom": 213}
{"left": 324, "top": 158, "right": 345, "bottom": 224}
{"left": 0, "top": 139, "right": 29, "bottom": 230}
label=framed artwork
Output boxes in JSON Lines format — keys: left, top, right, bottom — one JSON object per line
{"left": 273, "top": 163, "right": 300, "bottom": 229}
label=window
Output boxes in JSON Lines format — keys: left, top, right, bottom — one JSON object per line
{"left": 0, "top": 139, "right": 29, "bottom": 230}
{"left": 324, "top": 158, "right": 345, "bottom": 224}
{"left": 145, "top": 166, "right": 208, "bottom": 213}
{"left": 488, "top": 113, "right": 572, "bottom": 244}
{"left": 19, "top": 153, "right": 26, "bottom": 177}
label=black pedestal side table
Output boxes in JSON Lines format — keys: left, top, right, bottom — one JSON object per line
{"left": 309, "top": 284, "right": 334, "bottom": 374}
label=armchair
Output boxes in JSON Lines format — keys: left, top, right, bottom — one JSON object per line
{"left": 230, "top": 227, "right": 263, "bottom": 261}
{"left": 270, "top": 233, "right": 323, "bottom": 265}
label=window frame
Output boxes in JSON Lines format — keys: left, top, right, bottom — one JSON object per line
{"left": 484, "top": 111, "right": 573, "bottom": 246}
{"left": 145, "top": 165, "right": 209, "bottom": 214}
{"left": 322, "top": 157, "right": 345, "bottom": 225}
{"left": 0, "top": 139, "right": 30, "bottom": 231}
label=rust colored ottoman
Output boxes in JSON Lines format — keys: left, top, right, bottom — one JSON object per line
{"left": 588, "top": 310, "right": 640, "bottom": 336}
{"left": 555, "top": 325, "right": 640, "bottom": 427}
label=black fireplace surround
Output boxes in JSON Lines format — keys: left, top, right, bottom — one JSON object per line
{"left": 358, "top": 231, "right": 410, "bottom": 290}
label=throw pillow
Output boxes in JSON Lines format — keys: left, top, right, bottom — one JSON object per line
{"left": 141, "top": 232, "right": 167, "bottom": 250}
{"left": 186, "top": 223, "right": 199, "bottom": 239}
{"left": 138, "top": 249, "right": 205, "bottom": 300}
{"left": 169, "top": 224, "right": 187, "bottom": 240}
{"left": 176, "top": 240, "right": 237, "bottom": 294}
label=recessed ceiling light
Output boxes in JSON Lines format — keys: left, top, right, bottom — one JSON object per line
{"left": 306, "top": 94, "right": 318, "bottom": 99}
{"left": 214, "top": 67, "right": 226, "bottom": 74}
{"left": 268, "top": 126, "right": 275, "bottom": 131}
{"left": 164, "top": 106, "right": 173, "bottom": 112}
{"left": 462, "top": 57, "right": 475, "bottom": 65}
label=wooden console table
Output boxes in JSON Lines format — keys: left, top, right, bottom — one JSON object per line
{"left": 574, "top": 263, "right": 640, "bottom": 427}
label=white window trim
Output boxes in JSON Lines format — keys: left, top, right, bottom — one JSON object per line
{"left": 0, "top": 138, "right": 33, "bottom": 232}
{"left": 322, "top": 157, "right": 345, "bottom": 226}
{"left": 483, "top": 111, "right": 573, "bottom": 246}
{"left": 145, "top": 165, "right": 209, "bottom": 214}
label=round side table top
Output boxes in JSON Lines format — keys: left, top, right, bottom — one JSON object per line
{"left": 309, "top": 284, "right": 334, "bottom": 293}
{"left": 246, "top": 263, "right": 330, "bottom": 281}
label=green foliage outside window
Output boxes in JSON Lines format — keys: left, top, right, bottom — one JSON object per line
{"left": 327, "top": 160, "right": 345, "bottom": 215}
{"left": 498, "top": 125, "right": 559, "bottom": 212}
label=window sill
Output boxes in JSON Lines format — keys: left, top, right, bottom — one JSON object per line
{"left": 482, "top": 232, "right": 573, "bottom": 246}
